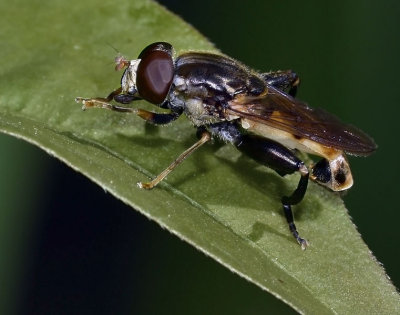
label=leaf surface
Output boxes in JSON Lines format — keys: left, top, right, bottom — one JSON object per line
{"left": 0, "top": 0, "right": 398, "bottom": 313}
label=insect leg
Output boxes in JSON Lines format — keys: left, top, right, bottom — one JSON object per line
{"left": 75, "top": 85, "right": 141, "bottom": 106}
{"left": 209, "top": 122, "right": 309, "bottom": 248}
{"left": 138, "top": 129, "right": 211, "bottom": 189}
{"left": 238, "top": 134, "right": 309, "bottom": 248}
{"left": 139, "top": 108, "right": 183, "bottom": 125}
{"left": 260, "top": 70, "right": 300, "bottom": 97}
{"left": 99, "top": 87, "right": 123, "bottom": 102}
{"left": 75, "top": 97, "right": 182, "bottom": 125}
{"left": 281, "top": 166, "right": 309, "bottom": 249}
{"left": 75, "top": 87, "right": 123, "bottom": 103}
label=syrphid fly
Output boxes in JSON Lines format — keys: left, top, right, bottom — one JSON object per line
{"left": 76, "top": 42, "right": 377, "bottom": 249}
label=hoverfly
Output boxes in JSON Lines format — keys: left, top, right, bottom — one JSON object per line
{"left": 76, "top": 42, "right": 377, "bottom": 249}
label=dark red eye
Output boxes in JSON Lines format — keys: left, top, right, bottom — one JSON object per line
{"left": 136, "top": 42, "right": 174, "bottom": 104}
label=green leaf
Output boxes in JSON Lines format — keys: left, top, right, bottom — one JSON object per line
{"left": 0, "top": 0, "right": 399, "bottom": 313}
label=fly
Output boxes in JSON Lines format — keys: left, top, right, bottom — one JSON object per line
{"left": 76, "top": 42, "right": 377, "bottom": 249}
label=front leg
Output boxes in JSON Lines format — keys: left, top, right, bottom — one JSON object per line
{"left": 80, "top": 87, "right": 136, "bottom": 104}
{"left": 75, "top": 96, "right": 182, "bottom": 125}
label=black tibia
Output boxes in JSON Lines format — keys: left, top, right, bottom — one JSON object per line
{"left": 91, "top": 87, "right": 141, "bottom": 104}
{"left": 114, "top": 93, "right": 141, "bottom": 104}
{"left": 144, "top": 108, "right": 183, "bottom": 125}
{"left": 261, "top": 70, "right": 300, "bottom": 97}
{"left": 81, "top": 87, "right": 123, "bottom": 104}
{"left": 105, "top": 87, "right": 122, "bottom": 101}
{"left": 209, "top": 121, "right": 309, "bottom": 248}
{"left": 281, "top": 169, "right": 309, "bottom": 249}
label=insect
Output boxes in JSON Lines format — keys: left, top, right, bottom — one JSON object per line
{"left": 76, "top": 42, "right": 377, "bottom": 249}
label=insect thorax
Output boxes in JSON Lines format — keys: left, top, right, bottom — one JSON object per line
{"left": 169, "top": 52, "right": 266, "bottom": 126}
{"left": 168, "top": 75, "right": 228, "bottom": 126}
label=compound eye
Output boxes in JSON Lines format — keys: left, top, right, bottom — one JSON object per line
{"left": 136, "top": 42, "right": 174, "bottom": 104}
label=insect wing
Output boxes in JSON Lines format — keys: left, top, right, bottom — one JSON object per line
{"left": 227, "top": 86, "right": 377, "bottom": 155}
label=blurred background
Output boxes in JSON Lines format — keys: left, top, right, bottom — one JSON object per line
{"left": 1, "top": 1, "right": 399, "bottom": 314}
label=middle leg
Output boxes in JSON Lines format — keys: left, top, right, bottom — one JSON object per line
{"left": 138, "top": 128, "right": 211, "bottom": 189}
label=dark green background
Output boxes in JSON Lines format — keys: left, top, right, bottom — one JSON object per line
{"left": 1, "top": 1, "right": 399, "bottom": 314}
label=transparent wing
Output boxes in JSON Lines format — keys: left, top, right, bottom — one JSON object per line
{"left": 227, "top": 86, "right": 377, "bottom": 155}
